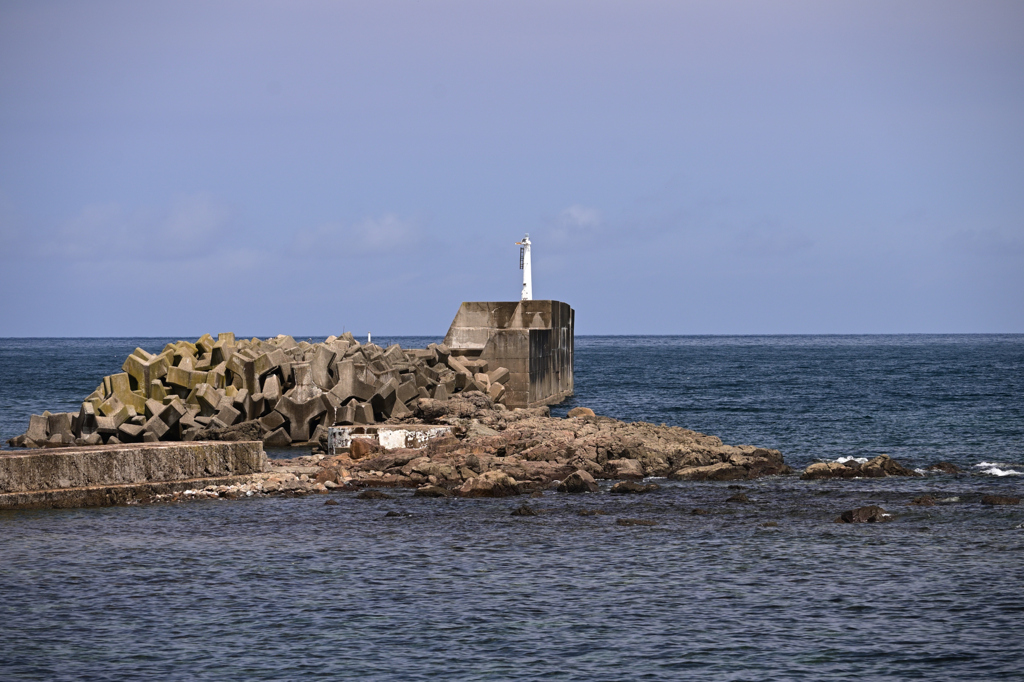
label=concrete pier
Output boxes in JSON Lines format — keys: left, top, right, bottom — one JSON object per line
{"left": 0, "top": 441, "right": 266, "bottom": 510}
{"left": 443, "top": 300, "right": 574, "bottom": 407}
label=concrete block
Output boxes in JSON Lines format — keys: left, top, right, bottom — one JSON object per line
{"left": 195, "top": 334, "right": 215, "bottom": 355}
{"left": 194, "top": 383, "right": 221, "bottom": 416}
{"left": 330, "top": 361, "right": 376, "bottom": 403}
{"left": 213, "top": 402, "right": 242, "bottom": 429}
{"left": 144, "top": 399, "right": 163, "bottom": 419}
{"left": 243, "top": 392, "right": 265, "bottom": 421}
{"left": 263, "top": 427, "right": 292, "bottom": 448}
{"left": 261, "top": 374, "right": 282, "bottom": 402}
{"left": 260, "top": 410, "right": 286, "bottom": 432}
{"left": 487, "top": 367, "right": 510, "bottom": 385}
{"left": 353, "top": 402, "right": 374, "bottom": 425}
{"left": 82, "top": 433, "right": 103, "bottom": 446}
{"left": 27, "top": 414, "right": 49, "bottom": 442}
{"left": 337, "top": 402, "right": 357, "bottom": 425}
{"left": 122, "top": 350, "right": 169, "bottom": 398}
{"left": 432, "top": 384, "right": 448, "bottom": 401}
{"left": 143, "top": 415, "right": 170, "bottom": 439}
{"left": 195, "top": 353, "right": 214, "bottom": 371}
{"left": 488, "top": 383, "right": 506, "bottom": 403}
{"left": 149, "top": 381, "right": 168, "bottom": 402}
{"left": 417, "top": 387, "right": 430, "bottom": 400}
{"left": 117, "top": 423, "right": 145, "bottom": 442}
{"left": 227, "top": 352, "right": 258, "bottom": 394}
{"left": 310, "top": 345, "right": 337, "bottom": 391}
{"left": 447, "top": 356, "right": 471, "bottom": 376}
{"left": 275, "top": 394, "right": 327, "bottom": 442}
{"left": 474, "top": 373, "right": 491, "bottom": 390}
{"left": 46, "top": 413, "right": 74, "bottom": 439}
{"left": 396, "top": 380, "right": 418, "bottom": 405}
{"left": 143, "top": 432, "right": 161, "bottom": 443}
{"left": 159, "top": 400, "right": 187, "bottom": 428}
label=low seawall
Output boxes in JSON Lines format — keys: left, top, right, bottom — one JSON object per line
{"left": 0, "top": 441, "right": 266, "bottom": 510}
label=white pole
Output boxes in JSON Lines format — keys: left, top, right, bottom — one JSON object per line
{"left": 517, "top": 233, "right": 532, "bottom": 301}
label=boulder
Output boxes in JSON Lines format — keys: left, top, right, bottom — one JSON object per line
{"left": 836, "top": 505, "right": 892, "bottom": 523}
{"left": 609, "top": 481, "right": 660, "bottom": 494}
{"left": 459, "top": 470, "right": 519, "bottom": 498}
{"left": 413, "top": 485, "right": 453, "bottom": 498}
{"left": 568, "top": 407, "right": 595, "bottom": 418}
{"left": 557, "top": 469, "right": 599, "bottom": 493}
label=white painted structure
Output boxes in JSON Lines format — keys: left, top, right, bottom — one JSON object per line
{"left": 327, "top": 425, "right": 454, "bottom": 455}
{"left": 517, "top": 233, "right": 532, "bottom": 301}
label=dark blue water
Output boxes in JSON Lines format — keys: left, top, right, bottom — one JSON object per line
{"left": 1, "top": 335, "right": 1023, "bottom": 680}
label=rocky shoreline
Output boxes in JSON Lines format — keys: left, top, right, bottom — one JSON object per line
{"left": 141, "top": 392, "right": 1019, "bottom": 515}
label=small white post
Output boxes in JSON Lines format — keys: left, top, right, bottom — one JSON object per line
{"left": 367, "top": 332, "right": 371, "bottom": 345}
{"left": 516, "top": 233, "right": 532, "bottom": 301}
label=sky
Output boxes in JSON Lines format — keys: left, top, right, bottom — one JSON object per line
{"left": 1, "top": 0, "right": 1022, "bottom": 336}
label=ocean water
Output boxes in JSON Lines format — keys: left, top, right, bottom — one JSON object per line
{"left": 1, "top": 335, "right": 1022, "bottom": 681}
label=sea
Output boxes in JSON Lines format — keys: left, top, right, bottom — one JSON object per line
{"left": 1, "top": 335, "right": 1022, "bottom": 681}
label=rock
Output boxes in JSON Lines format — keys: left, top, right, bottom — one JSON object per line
{"left": 458, "top": 470, "right": 519, "bottom": 498}
{"left": 836, "top": 505, "right": 892, "bottom": 523}
{"left": 609, "top": 481, "right": 660, "bottom": 494}
{"left": 910, "top": 495, "right": 936, "bottom": 506}
{"left": 324, "top": 499, "right": 339, "bottom": 506}
{"left": 605, "top": 458, "right": 644, "bottom": 480}
{"left": 616, "top": 518, "right": 657, "bottom": 526}
{"left": 557, "top": 469, "right": 599, "bottom": 493}
{"left": 568, "top": 407, "right": 595, "bottom": 418}
{"left": 802, "top": 455, "right": 919, "bottom": 480}
{"left": 510, "top": 504, "right": 538, "bottom": 516}
{"left": 690, "top": 508, "right": 710, "bottom": 515}
{"left": 726, "top": 493, "right": 750, "bottom": 503}
{"left": 761, "top": 521, "right": 778, "bottom": 527}
{"left": 981, "top": 495, "right": 1020, "bottom": 506}
{"left": 356, "top": 490, "right": 394, "bottom": 500}
{"left": 413, "top": 484, "right": 453, "bottom": 498}
{"left": 861, "top": 454, "right": 919, "bottom": 478}
{"left": 350, "top": 438, "right": 381, "bottom": 460}
{"left": 927, "top": 461, "right": 962, "bottom": 474}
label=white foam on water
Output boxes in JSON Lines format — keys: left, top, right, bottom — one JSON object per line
{"left": 973, "top": 462, "right": 1022, "bottom": 476}
{"left": 914, "top": 468, "right": 928, "bottom": 475}
{"left": 836, "top": 456, "right": 868, "bottom": 464}
{"left": 940, "top": 497, "right": 960, "bottom": 502}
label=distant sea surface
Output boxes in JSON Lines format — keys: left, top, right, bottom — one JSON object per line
{"left": 1, "top": 335, "right": 1022, "bottom": 680}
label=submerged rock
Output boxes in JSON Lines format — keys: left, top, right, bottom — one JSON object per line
{"left": 836, "top": 505, "right": 892, "bottom": 523}
{"left": 356, "top": 490, "right": 394, "bottom": 500}
{"left": 927, "top": 461, "right": 962, "bottom": 474}
{"left": 981, "top": 495, "right": 1020, "bottom": 506}
{"left": 616, "top": 518, "right": 657, "bottom": 527}
{"left": 802, "top": 455, "right": 919, "bottom": 480}
{"left": 609, "top": 481, "right": 660, "bottom": 494}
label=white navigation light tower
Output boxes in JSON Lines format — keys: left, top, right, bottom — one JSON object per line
{"left": 516, "top": 233, "right": 532, "bottom": 300}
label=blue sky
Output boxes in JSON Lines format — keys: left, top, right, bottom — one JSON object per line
{"left": 1, "top": 1, "right": 1022, "bottom": 336}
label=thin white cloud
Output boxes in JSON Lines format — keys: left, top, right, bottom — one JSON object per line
{"left": 290, "top": 213, "right": 421, "bottom": 257}
{"left": 2, "top": 193, "right": 234, "bottom": 263}
{"left": 559, "top": 204, "right": 602, "bottom": 229}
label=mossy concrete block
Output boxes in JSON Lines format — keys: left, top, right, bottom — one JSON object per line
{"left": 0, "top": 441, "right": 266, "bottom": 506}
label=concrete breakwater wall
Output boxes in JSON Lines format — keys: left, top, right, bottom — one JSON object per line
{"left": 7, "top": 332, "right": 513, "bottom": 451}
{"left": 0, "top": 441, "right": 265, "bottom": 509}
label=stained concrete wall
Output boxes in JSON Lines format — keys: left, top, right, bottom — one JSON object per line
{"left": 443, "top": 300, "right": 574, "bottom": 408}
{"left": 0, "top": 441, "right": 265, "bottom": 509}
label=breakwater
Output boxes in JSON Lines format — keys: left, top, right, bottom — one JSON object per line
{"left": 7, "top": 332, "right": 513, "bottom": 451}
